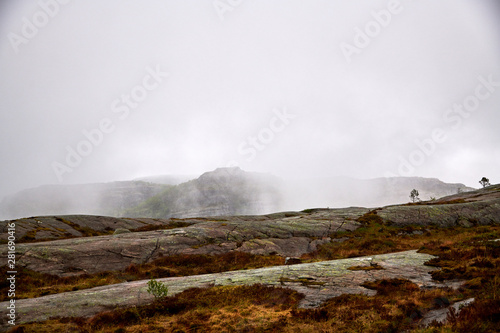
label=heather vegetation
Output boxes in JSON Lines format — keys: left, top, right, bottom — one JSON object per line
{"left": 3, "top": 185, "right": 500, "bottom": 332}
{"left": 6, "top": 216, "right": 500, "bottom": 332}
{"left": 0, "top": 252, "right": 284, "bottom": 301}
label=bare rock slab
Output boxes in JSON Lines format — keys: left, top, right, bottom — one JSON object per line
{"left": 0, "top": 250, "right": 455, "bottom": 331}
{"left": 0, "top": 209, "right": 365, "bottom": 276}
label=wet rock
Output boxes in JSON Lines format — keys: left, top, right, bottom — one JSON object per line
{"left": 0, "top": 250, "right": 458, "bottom": 330}
{"left": 419, "top": 298, "right": 475, "bottom": 327}
{"left": 0, "top": 209, "right": 366, "bottom": 276}
{"left": 0, "top": 215, "right": 184, "bottom": 242}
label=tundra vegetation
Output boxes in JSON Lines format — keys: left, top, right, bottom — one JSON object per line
{"left": 2, "top": 185, "right": 500, "bottom": 332}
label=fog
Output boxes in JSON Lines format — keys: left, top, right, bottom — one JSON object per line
{"left": 1, "top": 0, "right": 500, "bottom": 203}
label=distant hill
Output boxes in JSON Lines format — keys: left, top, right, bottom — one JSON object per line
{"left": 124, "top": 170, "right": 474, "bottom": 218}
{"left": 124, "top": 167, "right": 283, "bottom": 218}
{"left": 0, "top": 167, "right": 475, "bottom": 220}
{"left": 280, "top": 176, "right": 475, "bottom": 210}
{"left": 133, "top": 174, "right": 197, "bottom": 185}
{"left": 0, "top": 181, "right": 167, "bottom": 220}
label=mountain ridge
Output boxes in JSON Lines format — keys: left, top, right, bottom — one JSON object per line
{"left": 0, "top": 184, "right": 498, "bottom": 331}
{"left": 0, "top": 167, "right": 475, "bottom": 220}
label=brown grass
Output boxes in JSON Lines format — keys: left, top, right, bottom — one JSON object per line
{"left": 130, "top": 221, "right": 194, "bottom": 232}
{"left": 0, "top": 252, "right": 284, "bottom": 301}
{"left": 403, "top": 198, "right": 468, "bottom": 206}
{"left": 348, "top": 263, "right": 384, "bottom": 271}
{"left": 12, "top": 284, "right": 303, "bottom": 333}
{"left": 14, "top": 278, "right": 490, "bottom": 333}
{"left": 6, "top": 210, "right": 500, "bottom": 332}
{"left": 304, "top": 216, "right": 500, "bottom": 262}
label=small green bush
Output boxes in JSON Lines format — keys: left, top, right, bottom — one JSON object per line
{"left": 147, "top": 279, "right": 168, "bottom": 299}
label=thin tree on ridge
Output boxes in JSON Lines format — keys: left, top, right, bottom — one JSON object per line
{"left": 479, "top": 177, "right": 491, "bottom": 188}
{"left": 410, "top": 189, "right": 420, "bottom": 203}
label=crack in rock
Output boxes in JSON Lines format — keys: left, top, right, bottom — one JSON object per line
{"left": 143, "top": 238, "right": 160, "bottom": 263}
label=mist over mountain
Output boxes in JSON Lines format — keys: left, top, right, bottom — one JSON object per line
{"left": 0, "top": 167, "right": 475, "bottom": 220}
{"left": 121, "top": 169, "right": 474, "bottom": 218}
{"left": 0, "top": 181, "right": 167, "bottom": 220}
{"left": 133, "top": 175, "right": 198, "bottom": 185}
{"left": 124, "top": 167, "right": 283, "bottom": 218}
{"left": 280, "top": 176, "right": 474, "bottom": 210}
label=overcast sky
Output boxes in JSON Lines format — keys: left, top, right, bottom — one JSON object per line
{"left": 1, "top": 0, "right": 499, "bottom": 200}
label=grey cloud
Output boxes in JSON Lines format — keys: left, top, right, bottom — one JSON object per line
{"left": 1, "top": 0, "right": 499, "bottom": 201}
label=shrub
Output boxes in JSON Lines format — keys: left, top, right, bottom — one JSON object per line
{"left": 147, "top": 279, "right": 169, "bottom": 299}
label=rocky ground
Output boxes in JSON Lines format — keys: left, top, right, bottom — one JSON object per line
{"left": 0, "top": 184, "right": 499, "bottom": 331}
{"left": 0, "top": 209, "right": 366, "bottom": 276}
{"left": 0, "top": 215, "right": 193, "bottom": 243}
{"left": 1, "top": 250, "right": 456, "bottom": 330}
